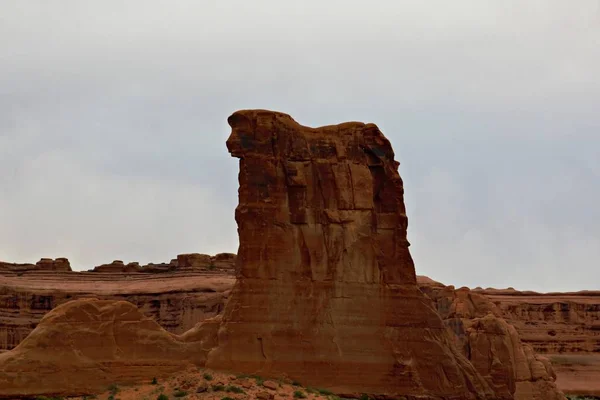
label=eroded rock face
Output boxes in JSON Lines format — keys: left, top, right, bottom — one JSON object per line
{"left": 474, "top": 288, "right": 600, "bottom": 354}
{"left": 0, "top": 298, "right": 213, "bottom": 398}
{"left": 0, "top": 261, "right": 235, "bottom": 352}
{"left": 419, "top": 278, "right": 566, "bottom": 400}
{"left": 0, "top": 258, "right": 72, "bottom": 272}
{"left": 206, "top": 110, "right": 494, "bottom": 398}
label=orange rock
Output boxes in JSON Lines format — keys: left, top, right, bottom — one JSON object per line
{"left": 206, "top": 110, "right": 494, "bottom": 398}
{"left": 0, "top": 257, "right": 235, "bottom": 352}
{"left": 256, "top": 390, "right": 275, "bottom": 400}
{"left": 262, "top": 380, "right": 279, "bottom": 390}
{"left": 0, "top": 298, "right": 209, "bottom": 397}
{"left": 420, "top": 279, "right": 566, "bottom": 400}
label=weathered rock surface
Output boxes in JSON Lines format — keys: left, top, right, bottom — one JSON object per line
{"left": 90, "top": 253, "right": 237, "bottom": 273}
{"left": 0, "top": 298, "right": 212, "bottom": 398}
{"left": 471, "top": 286, "right": 600, "bottom": 397}
{"left": 206, "top": 110, "right": 495, "bottom": 398}
{"left": 0, "top": 258, "right": 71, "bottom": 272}
{"left": 418, "top": 277, "right": 566, "bottom": 400}
{"left": 0, "top": 259, "right": 235, "bottom": 352}
{"left": 473, "top": 288, "right": 600, "bottom": 354}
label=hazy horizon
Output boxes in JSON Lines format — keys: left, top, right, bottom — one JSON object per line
{"left": 2, "top": 1, "right": 599, "bottom": 292}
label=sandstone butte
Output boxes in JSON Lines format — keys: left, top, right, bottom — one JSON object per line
{"left": 0, "top": 110, "right": 580, "bottom": 399}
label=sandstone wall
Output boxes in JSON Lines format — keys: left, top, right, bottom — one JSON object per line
{"left": 476, "top": 289, "right": 600, "bottom": 354}
{"left": 0, "top": 257, "right": 235, "bottom": 352}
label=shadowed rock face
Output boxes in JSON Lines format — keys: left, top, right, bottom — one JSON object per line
{"left": 206, "top": 110, "right": 493, "bottom": 398}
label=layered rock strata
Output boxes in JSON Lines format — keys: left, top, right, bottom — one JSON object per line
{"left": 0, "top": 258, "right": 71, "bottom": 272}
{"left": 0, "top": 299, "right": 214, "bottom": 398}
{"left": 206, "top": 110, "right": 495, "bottom": 398}
{"left": 418, "top": 278, "right": 565, "bottom": 400}
{"left": 0, "top": 256, "right": 235, "bottom": 352}
{"left": 474, "top": 288, "right": 600, "bottom": 354}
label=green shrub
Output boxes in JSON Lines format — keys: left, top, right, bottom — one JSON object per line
{"left": 35, "top": 397, "right": 64, "bottom": 400}
{"left": 294, "top": 390, "right": 307, "bottom": 399}
{"left": 306, "top": 388, "right": 318, "bottom": 394}
{"left": 157, "top": 395, "right": 169, "bottom": 400}
{"left": 565, "top": 397, "right": 600, "bottom": 400}
{"left": 108, "top": 384, "right": 120, "bottom": 395}
{"left": 203, "top": 372, "right": 213, "bottom": 381}
{"left": 251, "top": 375, "right": 264, "bottom": 385}
{"left": 221, "top": 397, "right": 235, "bottom": 400}
{"left": 292, "top": 380, "right": 301, "bottom": 386}
{"left": 173, "top": 390, "right": 187, "bottom": 398}
{"left": 318, "top": 389, "right": 332, "bottom": 395}
{"left": 151, "top": 377, "right": 158, "bottom": 385}
{"left": 225, "top": 385, "right": 245, "bottom": 394}
{"left": 359, "top": 395, "right": 370, "bottom": 400}
{"left": 212, "top": 384, "right": 225, "bottom": 392}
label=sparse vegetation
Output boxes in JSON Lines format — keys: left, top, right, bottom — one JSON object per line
{"left": 203, "top": 372, "right": 213, "bottom": 381}
{"left": 306, "top": 387, "right": 318, "bottom": 394}
{"left": 294, "top": 390, "right": 307, "bottom": 399}
{"left": 108, "top": 383, "right": 120, "bottom": 395}
{"left": 225, "top": 385, "right": 245, "bottom": 394}
{"left": 317, "top": 388, "right": 332, "bottom": 395}
{"left": 359, "top": 394, "right": 370, "bottom": 400}
{"left": 292, "top": 380, "right": 301, "bottom": 386}
{"left": 566, "top": 396, "right": 600, "bottom": 400}
{"left": 173, "top": 389, "right": 188, "bottom": 398}
{"left": 151, "top": 377, "right": 158, "bottom": 385}
{"left": 236, "top": 373, "right": 265, "bottom": 385}
{"left": 157, "top": 395, "right": 169, "bottom": 400}
{"left": 34, "top": 397, "right": 64, "bottom": 400}
{"left": 212, "top": 384, "right": 225, "bottom": 392}
{"left": 221, "top": 397, "right": 235, "bottom": 400}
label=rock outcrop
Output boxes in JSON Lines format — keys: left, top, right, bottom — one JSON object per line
{"left": 473, "top": 288, "right": 600, "bottom": 354}
{"left": 90, "top": 253, "right": 237, "bottom": 273}
{"left": 418, "top": 278, "right": 565, "bottom": 400}
{"left": 0, "top": 258, "right": 235, "bottom": 352}
{"left": 206, "top": 110, "right": 495, "bottom": 398}
{"left": 0, "top": 258, "right": 71, "bottom": 272}
{"left": 0, "top": 298, "right": 212, "bottom": 398}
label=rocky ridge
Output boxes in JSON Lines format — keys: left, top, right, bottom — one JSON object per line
{"left": 0, "top": 254, "right": 236, "bottom": 352}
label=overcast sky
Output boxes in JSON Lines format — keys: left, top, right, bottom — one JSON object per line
{"left": 1, "top": 1, "right": 599, "bottom": 291}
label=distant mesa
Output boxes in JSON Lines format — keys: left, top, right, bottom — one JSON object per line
{"left": 0, "top": 257, "right": 72, "bottom": 272}
{"left": 89, "top": 253, "right": 237, "bottom": 273}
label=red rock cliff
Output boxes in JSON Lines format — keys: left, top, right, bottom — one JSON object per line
{"left": 206, "top": 110, "right": 494, "bottom": 398}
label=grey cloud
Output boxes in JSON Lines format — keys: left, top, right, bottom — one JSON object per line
{"left": 1, "top": 0, "right": 599, "bottom": 291}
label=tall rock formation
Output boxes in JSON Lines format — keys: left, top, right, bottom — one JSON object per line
{"left": 206, "top": 110, "right": 494, "bottom": 398}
